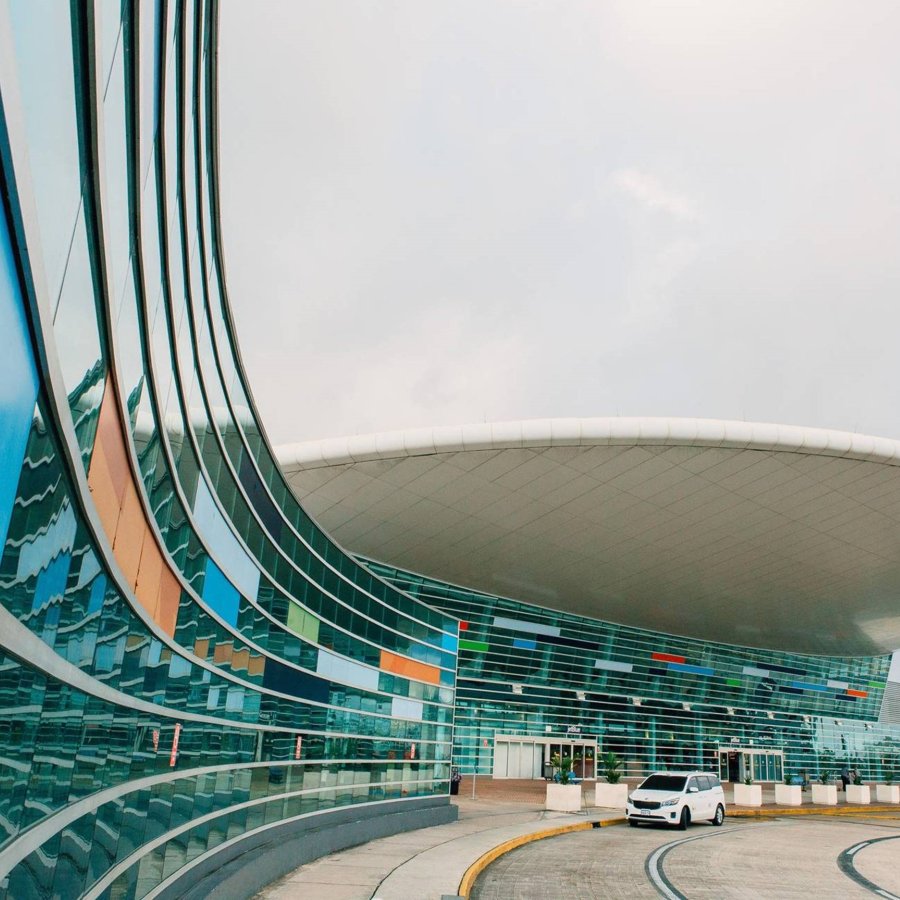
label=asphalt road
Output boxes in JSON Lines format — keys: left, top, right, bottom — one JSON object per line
{"left": 471, "top": 815, "right": 900, "bottom": 899}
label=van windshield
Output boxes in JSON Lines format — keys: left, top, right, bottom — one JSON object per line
{"left": 640, "top": 775, "right": 687, "bottom": 791}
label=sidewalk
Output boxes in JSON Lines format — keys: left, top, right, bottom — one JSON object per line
{"left": 255, "top": 778, "right": 898, "bottom": 900}
{"left": 256, "top": 794, "right": 621, "bottom": 900}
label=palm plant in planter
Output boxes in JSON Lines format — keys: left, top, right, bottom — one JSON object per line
{"left": 546, "top": 753, "right": 581, "bottom": 811}
{"left": 775, "top": 773, "right": 803, "bottom": 806}
{"left": 847, "top": 768, "right": 871, "bottom": 805}
{"left": 595, "top": 752, "right": 628, "bottom": 808}
{"left": 550, "top": 753, "right": 574, "bottom": 784}
{"left": 811, "top": 768, "right": 837, "bottom": 806}
{"left": 733, "top": 774, "right": 762, "bottom": 807}
{"left": 876, "top": 769, "right": 900, "bottom": 804}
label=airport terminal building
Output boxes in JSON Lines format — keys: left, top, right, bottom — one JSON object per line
{"left": 279, "top": 422, "right": 900, "bottom": 786}
{"left": 0, "top": 3, "right": 898, "bottom": 899}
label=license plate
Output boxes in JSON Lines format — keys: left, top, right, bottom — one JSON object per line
{"left": 640, "top": 809, "right": 651, "bottom": 815}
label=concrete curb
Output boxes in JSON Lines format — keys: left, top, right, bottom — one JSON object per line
{"left": 456, "top": 817, "right": 626, "bottom": 897}
{"left": 728, "top": 804, "right": 900, "bottom": 818}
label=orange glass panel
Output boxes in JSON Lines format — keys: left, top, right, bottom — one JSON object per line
{"left": 87, "top": 439, "right": 121, "bottom": 541}
{"left": 380, "top": 650, "right": 441, "bottom": 685}
{"left": 135, "top": 533, "right": 163, "bottom": 618}
{"left": 91, "top": 375, "right": 183, "bottom": 640}
{"left": 248, "top": 655, "right": 266, "bottom": 676}
{"left": 114, "top": 482, "right": 144, "bottom": 588}
{"left": 231, "top": 648, "right": 250, "bottom": 671}
{"left": 194, "top": 638, "right": 210, "bottom": 658}
{"left": 156, "top": 568, "right": 180, "bottom": 637}
{"left": 95, "top": 381, "right": 129, "bottom": 504}
{"left": 213, "top": 642, "right": 234, "bottom": 664}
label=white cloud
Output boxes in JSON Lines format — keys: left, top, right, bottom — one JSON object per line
{"left": 610, "top": 168, "right": 700, "bottom": 222}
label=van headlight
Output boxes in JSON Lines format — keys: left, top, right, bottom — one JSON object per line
{"left": 659, "top": 797, "right": 679, "bottom": 807}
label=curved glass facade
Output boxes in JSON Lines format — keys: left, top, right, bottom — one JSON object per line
{"left": 0, "top": 3, "right": 456, "bottom": 898}
{"left": 368, "top": 559, "right": 900, "bottom": 785}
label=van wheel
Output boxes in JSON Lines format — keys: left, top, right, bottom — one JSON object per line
{"left": 677, "top": 808, "right": 690, "bottom": 830}
{"left": 712, "top": 805, "right": 725, "bottom": 826}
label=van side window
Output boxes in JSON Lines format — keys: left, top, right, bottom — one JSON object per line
{"left": 687, "top": 776, "right": 701, "bottom": 791}
{"left": 697, "top": 776, "right": 711, "bottom": 790}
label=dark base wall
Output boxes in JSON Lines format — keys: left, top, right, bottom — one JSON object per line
{"left": 160, "top": 796, "right": 458, "bottom": 900}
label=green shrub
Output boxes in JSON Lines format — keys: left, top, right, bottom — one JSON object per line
{"left": 550, "top": 753, "right": 574, "bottom": 785}
{"left": 601, "top": 751, "right": 623, "bottom": 784}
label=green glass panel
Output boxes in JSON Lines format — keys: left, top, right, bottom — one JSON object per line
{"left": 459, "top": 640, "right": 489, "bottom": 653}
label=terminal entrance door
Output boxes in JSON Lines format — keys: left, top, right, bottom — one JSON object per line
{"left": 492, "top": 738, "right": 544, "bottom": 778}
{"left": 493, "top": 735, "right": 597, "bottom": 779}
{"left": 718, "top": 747, "right": 784, "bottom": 783}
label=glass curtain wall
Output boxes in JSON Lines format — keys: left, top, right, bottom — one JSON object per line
{"left": 367, "top": 559, "right": 900, "bottom": 783}
{"left": 0, "top": 3, "right": 457, "bottom": 899}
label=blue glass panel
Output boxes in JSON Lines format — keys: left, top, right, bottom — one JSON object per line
{"left": 201, "top": 559, "right": 240, "bottom": 626}
{"left": 667, "top": 663, "right": 715, "bottom": 677}
{"left": 31, "top": 553, "right": 71, "bottom": 612}
{"left": 87, "top": 575, "right": 107, "bottom": 614}
{"left": 0, "top": 210, "right": 40, "bottom": 550}
{"left": 513, "top": 638, "right": 536, "bottom": 650}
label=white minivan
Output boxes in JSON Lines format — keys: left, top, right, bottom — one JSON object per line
{"left": 626, "top": 771, "right": 726, "bottom": 829}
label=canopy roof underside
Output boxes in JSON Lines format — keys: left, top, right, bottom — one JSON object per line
{"left": 277, "top": 418, "right": 900, "bottom": 656}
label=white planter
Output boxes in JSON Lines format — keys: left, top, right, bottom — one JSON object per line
{"left": 733, "top": 783, "right": 762, "bottom": 807}
{"left": 846, "top": 784, "right": 871, "bottom": 805}
{"left": 546, "top": 783, "right": 582, "bottom": 812}
{"left": 775, "top": 784, "right": 803, "bottom": 806}
{"left": 811, "top": 784, "right": 837, "bottom": 805}
{"left": 875, "top": 784, "right": 900, "bottom": 804}
{"left": 594, "top": 782, "right": 629, "bottom": 809}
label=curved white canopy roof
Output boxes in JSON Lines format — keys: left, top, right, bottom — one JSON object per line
{"left": 278, "top": 418, "right": 900, "bottom": 656}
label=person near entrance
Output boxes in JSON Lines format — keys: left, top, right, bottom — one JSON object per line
{"left": 840, "top": 764, "right": 850, "bottom": 791}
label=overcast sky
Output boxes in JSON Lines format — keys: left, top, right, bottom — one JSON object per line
{"left": 218, "top": 0, "right": 900, "bottom": 447}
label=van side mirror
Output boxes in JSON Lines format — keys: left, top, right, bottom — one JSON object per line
{"left": 688, "top": 786, "right": 699, "bottom": 793}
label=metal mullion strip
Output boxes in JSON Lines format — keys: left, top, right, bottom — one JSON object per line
{"left": 99, "top": 1, "right": 314, "bottom": 713}
{"left": 65, "top": 0, "right": 437, "bottom": 724}
{"left": 112, "top": 262, "right": 456, "bottom": 726}
{"left": 171, "top": 144, "right": 459, "bottom": 686}
{"left": 68, "top": 0, "right": 115, "bottom": 380}
{"left": 0, "top": 3, "right": 261, "bottom": 736}
{"left": 179, "top": 285, "right": 460, "bottom": 684}
{"left": 198, "top": 3, "right": 455, "bottom": 643}
{"left": 89, "top": 780, "right": 446, "bottom": 900}
{"left": 119, "top": 0, "right": 339, "bottom": 711}
{"left": 157, "top": 184, "right": 459, "bottom": 691}
{"left": 0, "top": 604, "right": 295, "bottom": 736}
{"left": 0, "top": 755, "right": 389, "bottom": 883}
{"left": 136, "top": 22, "right": 456, "bottom": 705}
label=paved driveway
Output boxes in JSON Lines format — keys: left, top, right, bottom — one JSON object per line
{"left": 471, "top": 815, "right": 900, "bottom": 899}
